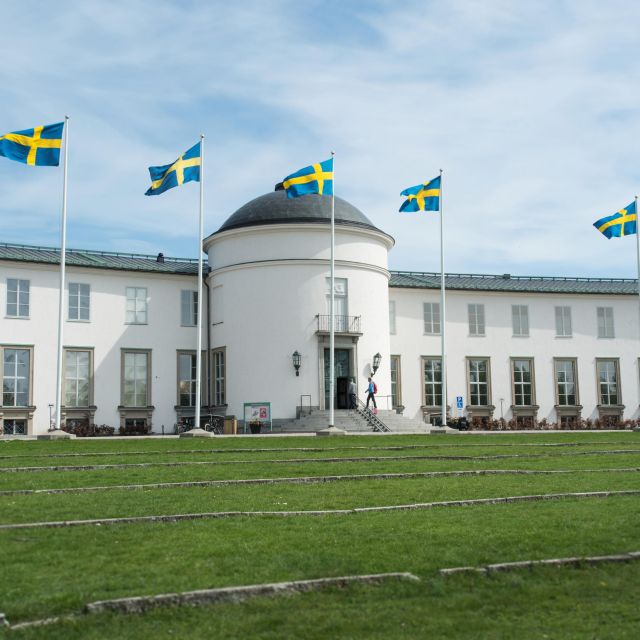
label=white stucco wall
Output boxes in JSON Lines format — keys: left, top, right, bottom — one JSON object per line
{"left": 389, "top": 287, "right": 640, "bottom": 423}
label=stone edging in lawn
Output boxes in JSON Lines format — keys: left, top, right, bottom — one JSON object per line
{"left": 3, "top": 572, "right": 419, "bottom": 630}
{"left": 1, "top": 490, "right": 638, "bottom": 531}
{"left": 1, "top": 467, "right": 638, "bottom": 496}
{"left": 439, "top": 551, "right": 640, "bottom": 575}
{"left": 1, "top": 449, "right": 639, "bottom": 473}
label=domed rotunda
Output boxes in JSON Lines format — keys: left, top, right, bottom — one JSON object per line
{"left": 203, "top": 186, "right": 395, "bottom": 423}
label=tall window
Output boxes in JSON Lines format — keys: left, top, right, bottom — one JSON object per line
{"left": 468, "top": 304, "right": 485, "bottom": 336}
{"left": 64, "top": 350, "right": 90, "bottom": 407}
{"left": 597, "top": 307, "right": 614, "bottom": 338}
{"left": 390, "top": 355, "right": 401, "bottom": 408}
{"left": 423, "top": 302, "right": 441, "bottom": 335}
{"left": 213, "top": 348, "right": 226, "bottom": 406}
{"left": 6, "top": 279, "right": 29, "bottom": 318}
{"left": 122, "top": 351, "right": 149, "bottom": 406}
{"left": 178, "top": 352, "right": 196, "bottom": 406}
{"left": 422, "top": 357, "right": 442, "bottom": 406}
{"left": 181, "top": 290, "right": 198, "bottom": 326}
{"left": 555, "top": 359, "right": 577, "bottom": 406}
{"left": 2, "top": 348, "right": 30, "bottom": 406}
{"left": 326, "top": 278, "right": 348, "bottom": 331}
{"left": 597, "top": 359, "right": 619, "bottom": 405}
{"left": 554, "top": 306, "right": 572, "bottom": 337}
{"left": 388, "top": 300, "right": 396, "bottom": 334}
{"left": 512, "top": 359, "right": 534, "bottom": 406}
{"left": 125, "top": 287, "right": 147, "bottom": 324}
{"left": 68, "top": 283, "right": 90, "bottom": 321}
{"left": 468, "top": 358, "right": 490, "bottom": 406}
{"left": 512, "top": 305, "right": 529, "bottom": 336}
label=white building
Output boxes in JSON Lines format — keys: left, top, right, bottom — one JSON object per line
{"left": 1, "top": 187, "right": 638, "bottom": 435}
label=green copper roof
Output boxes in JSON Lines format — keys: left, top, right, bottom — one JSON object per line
{"left": 0, "top": 243, "right": 203, "bottom": 275}
{"left": 389, "top": 271, "right": 638, "bottom": 295}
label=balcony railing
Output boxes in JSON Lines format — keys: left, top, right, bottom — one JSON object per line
{"left": 316, "top": 314, "right": 362, "bottom": 334}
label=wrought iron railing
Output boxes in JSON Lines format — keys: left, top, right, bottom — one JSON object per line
{"left": 316, "top": 315, "right": 361, "bottom": 333}
{"left": 357, "top": 399, "right": 391, "bottom": 432}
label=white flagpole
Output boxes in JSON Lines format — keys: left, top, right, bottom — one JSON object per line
{"left": 635, "top": 196, "right": 640, "bottom": 338}
{"left": 329, "top": 151, "right": 335, "bottom": 428}
{"left": 439, "top": 169, "right": 447, "bottom": 428}
{"left": 53, "top": 116, "right": 69, "bottom": 433}
{"left": 195, "top": 134, "right": 205, "bottom": 431}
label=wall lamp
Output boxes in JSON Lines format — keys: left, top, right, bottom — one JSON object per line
{"left": 292, "top": 351, "right": 301, "bottom": 376}
{"left": 372, "top": 352, "right": 382, "bottom": 375}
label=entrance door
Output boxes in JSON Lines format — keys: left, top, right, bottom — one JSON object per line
{"left": 324, "top": 348, "right": 350, "bottom": 409}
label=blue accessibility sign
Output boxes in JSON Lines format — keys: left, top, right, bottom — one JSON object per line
{"left": 456, "top": 396, "right": 464, "bottom": 409}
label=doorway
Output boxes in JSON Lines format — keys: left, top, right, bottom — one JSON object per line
{"left": 323, "top": 348, "right": 351, "bottom": 409}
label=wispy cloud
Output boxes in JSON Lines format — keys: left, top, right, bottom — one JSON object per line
{"left": 0, "top": 0, "right": 639, "bottom": 277}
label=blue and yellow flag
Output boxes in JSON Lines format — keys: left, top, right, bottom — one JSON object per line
{"left": 399, "top": 175, "right": 441, "bottom": 212}
{"left": 593, "top": 201, "right": 637, "bottom": 239}
{"left": 282, "top": 158, "right": 333, "bottom": 199}
{"left": 145, "top": 142, "right": 201, "bottom": 196}
{"left": 0, "top": 122, "right": 64, "bottom": 166}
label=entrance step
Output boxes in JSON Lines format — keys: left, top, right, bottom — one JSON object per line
{"left": 277, "top": 410, "right": 373, "bottom": 434}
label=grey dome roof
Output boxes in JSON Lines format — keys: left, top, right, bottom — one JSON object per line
{"left": 216, "top": 189, "right": 387, "bottom": 235}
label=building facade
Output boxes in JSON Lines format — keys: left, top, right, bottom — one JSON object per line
{"left": 1, "top": 189, "right": 638, "bottom": 435}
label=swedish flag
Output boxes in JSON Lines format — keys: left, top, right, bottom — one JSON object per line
{"left": 400, "top": 176, "right": 441, "bottom": 212}
{"left": 593, "top": 201, "right": 637, "bottom": 239}
{"left": 145, "top": 142, "right": 201, "bottom": 196}
{"left": 0, "top": 122, "right": 64, "bottom": 166}
{"left": 282, "top": 158, "right": 333, "bottom": 199}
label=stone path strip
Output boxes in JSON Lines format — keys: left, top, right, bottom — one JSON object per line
{"left": 1, "top": 490, "right": 637, "bottom": 531}
{"left": 1, "top": 467, "right": 638, "bottom": 497}
{"left": 3, "top": 572, "right": 419, "bottom": 630}
{"left": 1, "top": 449, "right": 639, "bottom": 473}
{"left": 439, "top": 551, "right": 640, "bottom": 575}
{"left": 0, "top": 440, "right": 635, "bottom": 460}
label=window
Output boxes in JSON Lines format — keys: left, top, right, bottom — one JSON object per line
{"left": 389, "top": 300, "right": 396, "bottom": 334}
{"left": 423, "top": 302, "right": 441, "bottom": 335}
{"left": 326, "top": 278, "right": 348, "bottom": 331}
{"left": 597, "top": 359, "right": 619, "bottom": 405}
{"left": 6, "top": 279, "right": 29, "bottom": 318}
{"left": 422, "top": 357, "right": 442, "bottom": 407}
{"left": 555, "top": 359, "right": 577, "bottom": 406}
{"left": 178, "top": 352, "right": 196, "bottom": 406}
{"left": 467, "top": 358, "right": 490, "bottom": 406}
{"left": 122, "top": 351, "right": 150, "bottom": 406}
{"left": 2, "top": 348, "right": 30, "bottom": 406}
{"left": 181, "top": 290, "right": 198, "bottom": 326}
{"left": 3, "top": 419, "right": 26, "bottom": 435}
{"left": 68, "top": 283, "right": 90, "bottom": 321}
{"left": 512, "top": 305, "right": 529, "bottom": 337}
{"left": 390, "top": 355, "right": 401, "bottom": 408}
{"left": 555, "top": 306, "right": 572, "bottom": 337}
{"left": 125, "top": 287, "right": 147, "bottom": 324}
{"left": 64, "top": 350, "right": 91, "bottom": 407}
{"left": 468, "top": 304, "right": 485, "bottom": 336}
{"left": 512, "top": 359, "right": 534, "bottom": 406}
{"left": 213, "top": 348, "right": 226, "bottom": 406}
{"left": 597, "top": 307, "right": 614, "bottom": 338}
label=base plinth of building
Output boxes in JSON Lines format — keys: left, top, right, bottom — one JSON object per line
{"left": 179, "top": 428, "right": 214, "bottom": 438}
{"left": 316, "top": 426, "right": 347, "bottom": 436}
{"left": 428, "top": 426, "right": 459, "bottom": 435}
{"left": 37, "top": 429, "right": 76, "bottom": 440}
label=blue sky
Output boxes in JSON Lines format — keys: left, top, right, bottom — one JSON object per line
{"left": 1, "top": 0, "right": 639, "bottom": 277}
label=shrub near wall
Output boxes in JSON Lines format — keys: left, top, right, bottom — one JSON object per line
{"left": 464, "top": 417, "right": 639, "bottom": 431}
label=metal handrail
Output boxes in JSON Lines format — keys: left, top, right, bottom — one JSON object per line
{"left": 356, "top": 399, "right": 391, "bottom": 432}
{"left": 316, "top": 315, "right": 361, "bottom": 333}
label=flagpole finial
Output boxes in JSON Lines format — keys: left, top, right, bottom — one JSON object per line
{"left": 331, "top": 150, "right": 335, "bottom": 157}
{"left": 200, "top": 133, "right": 204, "bottom": 140}
{"left": 64, "top": 115, "right": 69, "bottom": 121}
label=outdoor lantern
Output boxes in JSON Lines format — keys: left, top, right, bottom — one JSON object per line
{"left": 292, "top": 351, "right": 301, "bottom": 376}
{"left": 372, "top": 352, "right": 382, "bottom": 374}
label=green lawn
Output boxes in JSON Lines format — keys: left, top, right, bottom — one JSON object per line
{"left": 1, "top": 432, "right": 638, "bottom": 637}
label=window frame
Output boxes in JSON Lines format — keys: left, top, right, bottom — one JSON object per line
{"left": 423, "top": 302, "right": 441, "bottom": 335}
{"left": 467, "top": 303, "right": 485, "bottom": 336}
{"left": 125, "top": 287, "right": 148, "bottom": 325}
{"left": 180, "top": 290, "right": 198, "bottom": 327}
{"left": 121, "top": 349, "right": 152, "bottom": 407}
{"left": 390, "top": 354, "right": 402, "bottom": 409}
{"left": 511, "top": 357, "right": 535, "bottom": 407}
{"left": 595, "top": 358, "right": 621, "bottom": 406}
{"left": 466, "top": 357, "right": 491, "bottom": 407}
{"left": 597, "top": 306, "right": 615, "bottom": 339}
{"left": 553, "top": 358, "right": 579, "bottom": 407}
{"left": 68, "top": 282, "right": 91, "bottom": 322}
{"left": 177, "top": 350, "right": 197, "bottom": 407}
{"left": 63, "top": 348, "right": 93, "bottom": 408}
{"left": 554, "top": 306, "right": 572, "bottom": 338}
{"left": 6, "top": 278, "right": 30, "bottom": 318}
{"left": 0, "top": 344, "right": 35, "bottom": 435}
{"left": 421, "top": 356, "right": 442, "bottom": 408}
{"left": 511, "top": 304, "right": 529, "bottom": 337}
{"left": 212, "top": 347, "right": 226, "bottom": 407}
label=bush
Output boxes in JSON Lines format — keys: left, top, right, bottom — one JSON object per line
{"left": 62, "top": 422, "right": 115, "bottom": 437}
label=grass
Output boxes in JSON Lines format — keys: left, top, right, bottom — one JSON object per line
{"left": 0, "top": 432, "right": 638, "bottom": 637}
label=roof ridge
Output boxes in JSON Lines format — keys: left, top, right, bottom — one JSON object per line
{"left": 390, "top": 270, "right": 637, "bottom": 284}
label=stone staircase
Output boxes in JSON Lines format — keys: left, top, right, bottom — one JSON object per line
{"left": 276, "top": 408, "right": 429, "bottom": 434}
